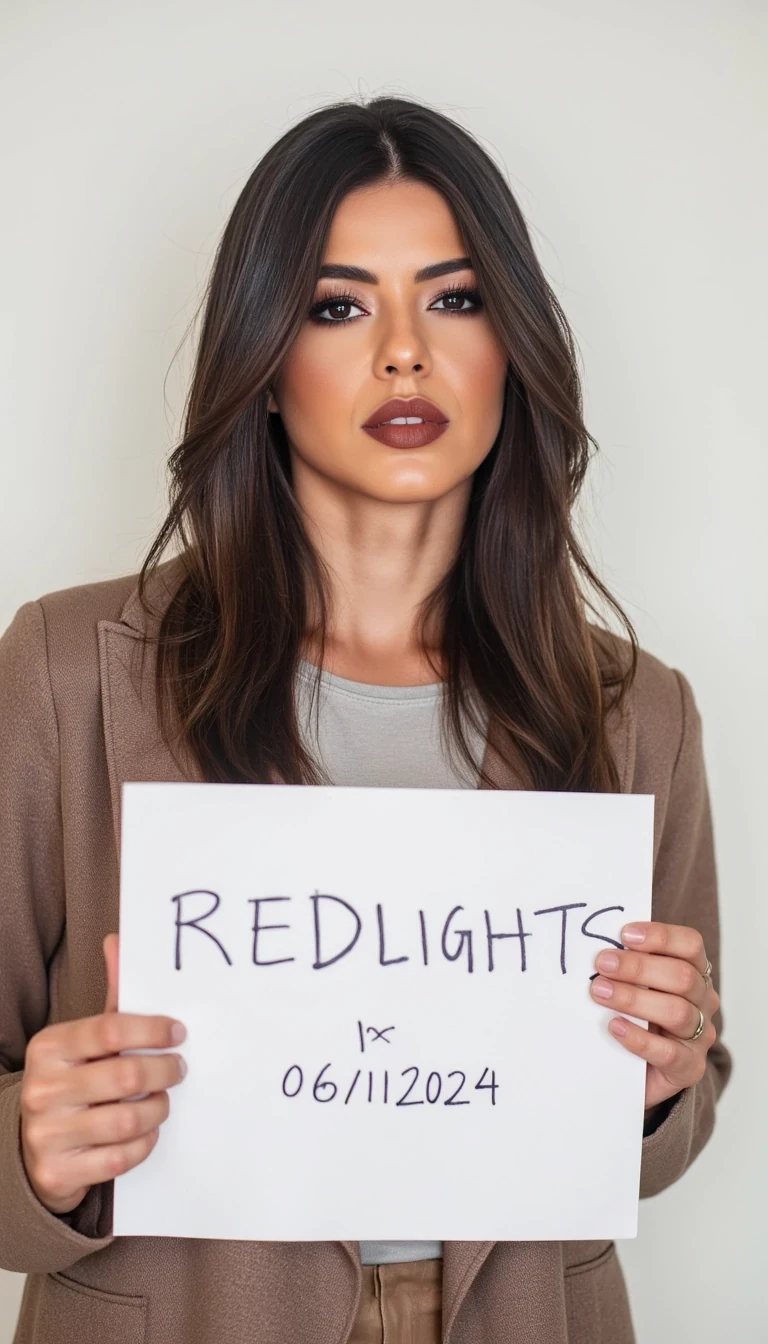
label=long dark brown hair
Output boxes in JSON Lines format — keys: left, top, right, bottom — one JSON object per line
{"left": 137, "top": 93, "right": 638, "bottom": 791}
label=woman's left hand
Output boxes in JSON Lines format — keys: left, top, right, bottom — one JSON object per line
{"left": 590, "top": 920, "right": 720, "bottom": 1116}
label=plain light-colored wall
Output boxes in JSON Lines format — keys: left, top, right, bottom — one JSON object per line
{"left": 1, "top": 0, "right": 764, "bottom": 1339}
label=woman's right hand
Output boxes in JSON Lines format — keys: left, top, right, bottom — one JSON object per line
{"left": 20, "top": 932, "right": 187, "bottom": 1216}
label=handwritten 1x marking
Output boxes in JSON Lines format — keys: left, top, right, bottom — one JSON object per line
{"left": 366, "top": 1025, "right": 395, "bottom": 1044}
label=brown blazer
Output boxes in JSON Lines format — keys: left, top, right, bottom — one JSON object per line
{"left": 0, "top": 557, "right": 732, "bottom": 1344}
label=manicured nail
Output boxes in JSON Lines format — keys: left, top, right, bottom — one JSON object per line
{"left": 609, "top": 1018, "right": 628, "bottom": 1037}
{"left": 597, "top": 951, "right": 619, "bottom": 972}
{"left": 178, "top": 1056, "right": 188, "bottom": 1079}
{"left": 622, "top": 925, "right": 645, "bottom": 944}
{"left": 592, "top": 977, "right": 614, "bottom": 999}
{"left": 171, "top": 1022, "right": 187, "bottom": 1043}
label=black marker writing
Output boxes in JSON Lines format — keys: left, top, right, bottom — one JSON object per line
{"left": 171, "top": 890, "right": 233, "bottom": 971}
{"left": 532, "top": 902, "right": 588, "bottom": 974}
{"left": 376, "top": 903, "right": 409, "bottom": 966}
{"left": 168, "top": 891, "right": 635, "bottom": 976}
{"left": 441, "top": 905, "right": 474, "bottom": 973}
{"left": 344, "top": 1070, "right": 361, "bottom": 1103}
{"left": 484, "top": 906, "right": 532, "bottom": 972}
{"left": 281, "top": 1062, "right": 500, "bottom": 1108}
{"left": 310, "top": 891, "right": 362, "bottom": 969}
{"left": 581, "top": 906, "right": 625, "bottom": 951}
{"left": 249, "top": 897, "right": 295, "bottom": 967}
{"left": 418, "top": 910, "right": 429, "bottom": 965}
{"left": 581, "top": 905, "right": 626, "bottom": 981}
{"left": 366, "top": 1025, "right": 395, "bottom": 1044}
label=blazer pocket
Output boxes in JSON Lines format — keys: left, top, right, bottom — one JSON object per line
{"left": 562, "top": 1239, "right": 614, "bottom": 1275}
{"left": 563, "top": 1242, "right": 635, "bottom": 1344}
{"left": 32, "top": 1270, "right": 148, "bottom": 1344}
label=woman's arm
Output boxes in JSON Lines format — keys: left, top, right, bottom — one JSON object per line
{"left": 0, "top": 600, "right": 116, "bottom": 1272}
{"left": 635, "top": 668, "right": 733, "bottom": 1196}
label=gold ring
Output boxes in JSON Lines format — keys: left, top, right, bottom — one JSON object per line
{"left": 687, "top": 1008, "right": 706, "bottom": 1042}
{"left": 703, "top": 957, "right": 712, "bottom": 986}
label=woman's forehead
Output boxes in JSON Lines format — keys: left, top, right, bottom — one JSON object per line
{"left": 321, "top": 181, "right": 468, "bottom": 274}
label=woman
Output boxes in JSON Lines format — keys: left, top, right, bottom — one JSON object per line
{"left": 0, "top": 95, "right": 731, "bottom": 1344}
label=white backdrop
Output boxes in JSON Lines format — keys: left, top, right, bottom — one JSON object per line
{"left": 1, "top": 0, "right": 764, "bottom": 1339}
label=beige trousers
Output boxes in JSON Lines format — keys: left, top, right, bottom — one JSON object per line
{"left": 348, "top": 1259, "right": 442, "bottom": 1344}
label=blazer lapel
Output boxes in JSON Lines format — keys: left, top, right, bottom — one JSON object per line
{"left": 97, "top": 558, "right": 204, "bottom": 853}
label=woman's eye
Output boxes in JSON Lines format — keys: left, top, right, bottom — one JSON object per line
{"left": 309, "top": 296, "right": 365, "bottom": 325}
{"left": 308, "top": 285, "right": 483, "bottom": 326}
{"left": 430, "top": 288, "right": 483, "bottom": 314}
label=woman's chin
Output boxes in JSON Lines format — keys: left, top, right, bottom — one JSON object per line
{"left": 356, "top": 464, "right": 469, "bottom": 505}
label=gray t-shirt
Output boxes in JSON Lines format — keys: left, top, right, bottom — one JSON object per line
{"left": 294, "top": 659, "right": 488, "bottom": 1266}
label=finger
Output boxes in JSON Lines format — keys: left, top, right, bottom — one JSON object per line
{"left": 594, "top": 947, "right": 710, "bottom": 1006}
{"left": 38, "top": 1128, "right": 162, "bottom": 1200}
{"left": 56, "top": 1091, "right": 171, "bottom": 1152}
{"left": 591, "top": 977, "right": 717, "bottom": 1044}
{"left": 103, "top": 933, "right": 119, "bottom": 1015}
{"left": 31, "top": 1010, "right": 186, "bottom": 1069}
{"left": 619, "top": 922, "right": 709, "bottom": 975}
{"left": 56, "top": 1051, "right": 187, "bottom": 1107}
{"left": 607, "top": 1016, "right": 709, "bottom": 1085}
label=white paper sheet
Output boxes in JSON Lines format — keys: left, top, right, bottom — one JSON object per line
{"left": 113, "top": 783, "right": 654, "bottom": 1241}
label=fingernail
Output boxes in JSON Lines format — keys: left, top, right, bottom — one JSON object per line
{"left": 609, "top": 1018, "right": 628, "bottom": 1037}
{"left": 622, "top": 925, "right": 645, "bottom": 944}
{"left": 592, "top": 977, "right": 614, "bottom": 999}
{"left": 171, "top": 1022, "right": 187, "bottom": 1043}
{"left": 597, "top": 951, "right": 619, "bottom": 972}
{"left": 178, "top": 1056, "right": 187, "bottom": 1079}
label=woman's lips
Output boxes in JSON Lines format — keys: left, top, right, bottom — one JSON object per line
{"left": 362, "top": 420, "right": 449, "bottom": 449}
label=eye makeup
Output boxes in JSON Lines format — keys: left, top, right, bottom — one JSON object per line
{"left": 308, "top": 283, "right": 484, "bottom": 327}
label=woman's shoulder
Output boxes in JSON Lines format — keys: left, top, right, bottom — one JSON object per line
{"left": 590, "top": 619, "right": 695, "bottom": 714}
{"left": 588, "top": 621, "right": 705, "bottom": 790}
{"left": 34, "top": 555, "right": 184, "bottom": 635}
{"left": 36, "top": 567, "right": 140, "bottom": 629}
{"left": 1, "top": 557, "right": 184, "bottom": 698}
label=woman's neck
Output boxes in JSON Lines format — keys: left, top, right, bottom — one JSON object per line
{"left": 295, "top": 464, "right": 470, "bottom": 686}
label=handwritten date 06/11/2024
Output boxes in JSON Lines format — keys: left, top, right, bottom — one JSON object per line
{"left": 281, "top": 1063, "right": 499, "bottom": 1107}
{"left": 280, "top": 1019, "right": 499, "bottom": 1107}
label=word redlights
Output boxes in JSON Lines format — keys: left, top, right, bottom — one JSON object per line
{"left": 170, "top": 890, "right": 628, "bottom": 976}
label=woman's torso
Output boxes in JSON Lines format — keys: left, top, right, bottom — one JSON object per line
{"left": 1, "top": 555, "right": 725, "bottom": 1344}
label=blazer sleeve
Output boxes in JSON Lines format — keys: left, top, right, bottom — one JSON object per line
{"left": 638, "top": 666, "right": 733, "bottom": 1197}
{"left": 0, "top": 600, "right": 115, "bottom": 1272}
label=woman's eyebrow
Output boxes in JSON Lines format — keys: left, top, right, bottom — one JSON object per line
{"left": 317, "top": 257, "right": 473, "bottom": 284}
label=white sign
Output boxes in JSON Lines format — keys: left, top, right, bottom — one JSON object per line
{"left": 113, "top": 783, "right": 654, "bottom": 1241}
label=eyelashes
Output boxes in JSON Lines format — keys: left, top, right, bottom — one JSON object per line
{"left": 308, "top": 283, "right": 484, "bottom": 327}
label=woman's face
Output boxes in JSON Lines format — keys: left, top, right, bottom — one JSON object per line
{"left": 268, "top": 179, "right": 508, "bottom": 505}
